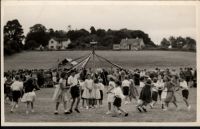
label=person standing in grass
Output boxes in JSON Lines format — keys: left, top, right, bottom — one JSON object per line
{"left": 136, "top": 78, "right": 152, "bottom": 112}
{"left": 122, "top": 76, "right": 131, "bottom": 105}
{"left": 98, "top": 78, "right": 105, "bottom": 107}
{"left": 112, "top": 81, "right": 128, "bottom": 117}
{"left": 150, "top": 78, "right": 159, "bottom": 108}
{"left": 83, "top": 74, "right": 95, "bottom": 109}
{"left": 79, "top": 78, "right": 86, "bottom": 108}
{"left": 163, "top": 76, "right": 178, "bottom": 111}
{"left": 4, "top": 75, "right": 13, "bottom": 104}
{"left": 21, "top": 77, "right": 40, "bottom": 114}
{"left": 93, "top": 79, "right": 101, "bottom": 107}
{"left": 66, "top": 70, "right": 81, "bottom": 114}
{"left": 129, "top": 77, "right": 139, "bottom": 103}
{"left": 53, "top": 72, "right": 69, "bottom": 114}
{"left": 106, "top": 77, "right": 116, "bottom": 115}
{"left": 179, "top": 78, "right": 191, "bottom": 111}
{"left": 157, "top": 75, "right": 164, "bottom": 103}
{"left": 10, "top": 76, "right": 23, "bottom": 113}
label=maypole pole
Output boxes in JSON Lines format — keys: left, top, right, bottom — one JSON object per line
{"left": 90, "top": 41, "right": 97, "bottom": 79}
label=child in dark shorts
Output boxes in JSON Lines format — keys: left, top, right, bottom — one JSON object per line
{"left": 179, "top": 78, "right": 191, "bottom": 111}
{"left": 112, "top": 81, "right": 128, "bottom": 117}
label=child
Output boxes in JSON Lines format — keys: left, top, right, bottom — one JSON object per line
{"left": 53, "top": 72, "right": 69, "bottom": 114}
{"left": 150, "top": 78, "right": 158, "bottom": 108}
{"left": 112, "top": 81, "right": 128, "bottom": 117}
{"left": 122, "top": 76, "right": 131, "bottom": 104}
{"left": 83, "top": 74, "right": 94, "bottom": 109}
{"left": 106, "top": 78, "right": 116, "bottom": 115}
{"left": 129, "top": 77, "right": 139, "bottom": 103}
{"left": 10, "top": 76, "right": 23, "bottom": 113}
{"left": 21, "top": 77, "right": 40, "bottom": 114}
{"left": 67, "top": 70, "right": 81, "bottom": 114}
{"left": 137, "top": 78, "right": 152, "bottom": 112}
{"left": 79, "top": 79, "right": 86, "bottom": 108}
{"left": 163, "top": 76, "right": 178, "bottom": 111}
{"left": 157, "top": 75, "right": 164, "bottom": 102}
{"left": 4, "top": 75, "right": 13, "bottom": 104}
{"left": 94, "top": 79, "right": 101, "bottom": 107}
{"left": 179, "top": 78, "right": 191, "bottom": 111}
{"left": 98, "top": 79, "right": 105, "bottom": 107}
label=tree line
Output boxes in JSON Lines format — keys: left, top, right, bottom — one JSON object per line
{"left": 160, "top": 36, "right": 196, "bottom": 51}
{"left": 4, "top": 19, "right": 196, "bottom": 55}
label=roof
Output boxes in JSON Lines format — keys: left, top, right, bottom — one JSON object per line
{"left": 120, "top": 38, "right": 143, "bottom": 45}
{"left": 50, "top": 37, "right": 70, "bottom": 42}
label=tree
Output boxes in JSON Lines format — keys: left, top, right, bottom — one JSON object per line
{"left": 4, "top": 19, "right": 25, "bottom": 54}
{"left": 90, "top": 26, "right": 96, "bottom": 34}
{"left": 30, "top": 24, "right": 46, "bottom": 33}
{"left": 185, "top": 37, "right": 196, "bottom": 50}
{"left": 169, "top": 36, "right": 177, "bottom": 48}
{"left": 160, "top": 38, "right": 170, "bottom": 48}
{"left": 24, "top": 40, "right": 39, "bottom": 50}
{"left": 176, "top": 36, "right": 186, "bottom": 49}
{"left": 25, "top": 24, "right": 49, "bottom": 49}
{"left": 96, "top": 29, "right": 106, "bottom": 37}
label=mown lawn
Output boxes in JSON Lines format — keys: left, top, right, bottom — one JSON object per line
{"left": 4, "top": 87, "right": 196, "bottom": 122}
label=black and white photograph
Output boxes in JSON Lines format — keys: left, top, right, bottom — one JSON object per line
{"left": 1, "top": 0, "right": 199, "bottom": 126}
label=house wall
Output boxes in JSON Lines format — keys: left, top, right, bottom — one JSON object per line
{"left": 120, "top": 43, "right": 129, "bottom": 50}
{"left": 113, "top": 44, "right": 120, "bottom": 50}
{"left": 61, "top": 40, "right": 71, "bottom": 50}
{"left": 48, "top": 39, "right": 58, "bottom": 50}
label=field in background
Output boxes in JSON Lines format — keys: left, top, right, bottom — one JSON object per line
{"left": 4, "top": 50, "right": 196, "bottom": 71}
{"left": 4, "top": 87, "right": 196, "bottom": 122}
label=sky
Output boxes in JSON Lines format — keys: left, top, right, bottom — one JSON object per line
{"left": 2, "top": 1, "right": 197, "bottom": 44}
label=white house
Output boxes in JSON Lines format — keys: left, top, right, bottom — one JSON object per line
{"left": 113, "top": 38, "right": 145, "bottom": 50}
{"left": 48, "top": 38, "right": 71, "bottom": 50}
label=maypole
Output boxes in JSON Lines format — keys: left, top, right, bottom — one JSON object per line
{"left": 90, "top": 41, "right": 97, "bottom": 75}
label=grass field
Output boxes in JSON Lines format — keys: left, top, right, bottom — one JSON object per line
{"left": 3, "top": 50, "right": 197, "bottom": 122}
{"left": 4, "top": 87, "right": 196, "bottom": 122}
{"left": 4, "top": 50, "right": 196, "bottom": 71}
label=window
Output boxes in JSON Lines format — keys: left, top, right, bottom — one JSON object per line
{"left": 51, "top": 41, "right": 54, "bottom": 44}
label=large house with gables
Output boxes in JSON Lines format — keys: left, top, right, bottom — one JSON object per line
{"left": 48, "top": 37, "right": 71, "bottom": 50}
{"left": 113, "top": 38, "right": 145, "bottom": 50}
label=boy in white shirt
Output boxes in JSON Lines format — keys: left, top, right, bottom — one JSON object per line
{"left": 66, "top": 70, "right": 80, "bottom": 114}
{"left": 10, "top": 76, "right": 23, "bottom": 113}
{"left": 122, "top": 76, "right": 131, "bottom": 104}
{"left": 112, "top": 81, "right": 128, "bottom": 117}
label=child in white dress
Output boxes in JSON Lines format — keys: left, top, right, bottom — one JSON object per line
{"left": 106, "top": 78, "right": 116, "bottom": 114}
{"left": 53, "top": 72, "right": 69, "bottom": 114}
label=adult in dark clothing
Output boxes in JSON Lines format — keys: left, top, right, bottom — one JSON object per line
{"left": 101, "top": 69, "right": 108, "bottom": 86}
{"left": 134, "top": 72, "right": 140, "bottom": 86}
{"left": 37, "top": 71, "right": 45, "bottom": 88}
{"left": 184, "top": 68, "right": 192, "bottom": 85}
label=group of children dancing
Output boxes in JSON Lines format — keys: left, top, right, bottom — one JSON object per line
{"left": 4, "top": 67, "right": 195, "bottom": 117}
